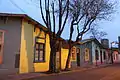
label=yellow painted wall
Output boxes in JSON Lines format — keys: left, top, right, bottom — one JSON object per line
{"left": 33, "top": 28, "right": 50, "bottom": 72}
{"left": 61, "top": 48, "right": 70, "bottom": 70}
{"left": 19, "top": 21, "right": 51, "bottom": 73}
{"left": 19, "top": 20, "right": 71, "bottom": 73}
{"left": 19, "top": 20, "right": 34, "bottom": 73}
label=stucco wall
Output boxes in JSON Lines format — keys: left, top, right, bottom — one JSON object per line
{"left": 92, "top": 42, "right": 101, "bottom": 63}
{"left": 113, "top": 51, "right": 119, "bottom": 63}
{"left": 76, "top": 42, "right": 93, "bottom": 67}
{"left": 102, "top": 49, "right": 108, "bottom": 64}
{"left": 19, "top": 20, "right": 34, "bottom": 73}
{"left": 0, "top": 17, "right": 21, "bottom": 74}
{"left": 19, "top": 21, "right": 51, "bottom": 73}
{"left": 61, "top": 48, "right": 69, "bottom": 70}
{"left": 33, "top": 28, "right": 50, "bottom": 72}
{"left": 91, "top": 41, "right": 108, "bottom": 65}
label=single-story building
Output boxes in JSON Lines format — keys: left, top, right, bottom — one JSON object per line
{"left": 111, "top": 48, "right": 120, "bottom": 63}
{"left": 0, "top": 13, "right": 69, "bottom": 75}
{"left": 75, "top": 38, "right": 110, "bottom": 67}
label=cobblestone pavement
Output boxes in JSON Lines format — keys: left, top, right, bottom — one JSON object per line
{"left": 28, "top": 63, "right": 120, "bottom": 80}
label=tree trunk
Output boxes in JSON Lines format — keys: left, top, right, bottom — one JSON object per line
{"left": 65, "top": 42, "right": 72, "bottom": 70}
{"left": 49, "top": 36, "right": 62, "bottom": 73}
{"left": 65, "top": 20, "right": 74, "bottom": 70}
{"left": 48, "top": 38, "right": 56, "bottom": 73}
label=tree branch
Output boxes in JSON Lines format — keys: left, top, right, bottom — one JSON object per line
{"left": 58, "top": 0, "right": 69, "bottom": 36}
{"left": 76, "top": 18, "right": 95, "bottom": 41}
{"left": 52, "top": 2, "right": 56, "bottom": 35}
{"left": 40, "top": 0, "right": 47, "bottom": 26}
{"left": 58, "top": 0, "right": 62, "bottom": 33}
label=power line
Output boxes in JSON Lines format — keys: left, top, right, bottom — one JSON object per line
{"left": 24, "top": 0, "right": 40, "bottom": 8}
{"left": 9, "top": 0, "right": 26, "bottom": 13}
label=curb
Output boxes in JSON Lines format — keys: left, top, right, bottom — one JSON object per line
{"left": 2, "top": 64, "right": 112, "bottom": 80}
{"left": 22, "top": 64, "right": 112, "bottom": 80}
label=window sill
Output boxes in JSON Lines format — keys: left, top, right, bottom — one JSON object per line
{"left": 33, "top": 60, "right": 46, "bottom": 63}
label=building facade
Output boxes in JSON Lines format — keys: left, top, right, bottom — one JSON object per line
{"left": 0, "top": 13, "right": 69, "bottom": 75}
{"left": 76, "top": 38, "right": 110, "bottom": 67}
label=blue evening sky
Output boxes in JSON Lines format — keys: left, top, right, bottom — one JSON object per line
{"left": 0, "top": 0, "right": 120, "bottom": 45}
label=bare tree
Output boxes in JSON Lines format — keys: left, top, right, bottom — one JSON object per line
{"left": 65, "top": 0, "right": 116, "bottom": 70}
{"left": 39, "top": 0, "right": 69, "bottom": 72}
{"left": 89, "top": 25, "right": 107, "bottom": 40}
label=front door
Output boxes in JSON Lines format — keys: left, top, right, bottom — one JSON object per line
{"left": 77, "top": 48, "right": 80, "bottom": 66}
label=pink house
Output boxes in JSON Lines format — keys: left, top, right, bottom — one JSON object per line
{"left": 112, "top": 48, "right": 120, "bottom": 63}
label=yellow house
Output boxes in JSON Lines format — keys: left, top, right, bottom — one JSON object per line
{"left": 0, "top": 13, "right": 70, "bottom": 74}
{"left": 19, "top": 19, "right": 51, "bottom": 73}
{"left": 19, "top": 15, "right": 70, "bottom": 73}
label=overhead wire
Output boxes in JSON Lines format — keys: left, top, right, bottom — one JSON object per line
{"left": 9, "top": 0, "right": 26, "bottom": 13}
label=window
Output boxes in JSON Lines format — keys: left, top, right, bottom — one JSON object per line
{"left": 72, "top": 53, "right": 76, "bottom": 60}
{"left": 95, "top": 50, "right": 99, "bottom": 60}
{"left": 84, "top": 48, "right": 90, "bottom": 61}
{"left": 34, "top": 42, "right": 45, "bottom": 62}
{"left": 71, "top": 47, "right": 76, "bottom": 60}
{"left": 0, "top": 31, "right": 4, "bottom": 64}
{"left": 76, "top": 48, "right": 80, "bottom": 54}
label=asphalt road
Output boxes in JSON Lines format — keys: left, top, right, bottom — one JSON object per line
{"left": 28, "top": 63, "right": 120, "bottom": 80}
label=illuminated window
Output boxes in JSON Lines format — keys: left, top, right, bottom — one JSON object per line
{"left": 71, "top": 47, "right": 76, "bottom": 60}
{"left": 84, "top": 48, "right": 90, "bottom": 61}
{"left": 76, "top": 48, "right": 80, "bottom": 54}
{"left": 72, "top": 53, "right": 76, "bottom": 60}
{"left": 0, "top": 31, "right": 4, "bottom": 64}
{"left": 34, "top": 42, "right": 45, "bottom": 62}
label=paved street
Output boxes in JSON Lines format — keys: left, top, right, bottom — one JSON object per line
{"left": 28, "top": 63, "right": 120, "bottom": 80}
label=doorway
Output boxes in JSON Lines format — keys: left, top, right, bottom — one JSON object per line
{"left": 100, "top": 50, "right": 103, "bottom": 64}
{"left": 77, "top": 48, "right": 80, "bottom": 66}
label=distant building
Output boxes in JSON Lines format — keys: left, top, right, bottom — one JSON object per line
{"left": 101, "top": 39, "right": 109, "bottom": 48}
{"left": 111, "top": 48, "right": 120, "bottom": 63}
{"left": 76, "top": 38, "right": 110, "bottom": 67}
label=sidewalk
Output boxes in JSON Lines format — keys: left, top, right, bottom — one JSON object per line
{"left": 0, "top": 64, "right": 112, "bottom": 80}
